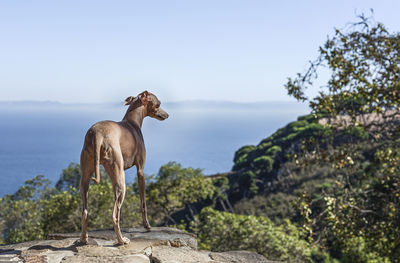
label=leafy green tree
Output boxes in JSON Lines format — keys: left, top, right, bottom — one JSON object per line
{"left": 55, "top": 162, "right": 109, "bottom": 191}
{"left": 147, "top": 162, "right": 216, "bottom": 224}
{"left": 253, "top": 156, "right": 273, "bottom": 172}
{"left": 41, "top": 188, "right": 81, "bottom": 234}
{"left": 234, "top": 193, "right": 297, "bottom": 224}
{"left": 314, "top": 147, "right": 400, "bottom": 262}
{"left": 283, "top": 15, "right": 400, "bottom": 262}
{"left": 13, "top": 175, "right": 54, "bottom": 200}
{"left": 233, "top": 145, "right": 256, "bottom": 171}
{"left": 285, "top": 14, "right": 399, "bottom": 136}
{"left": 0, "top": 176, "right": 51, "bottom": 243}
{"left": 55, "top": 163, "right": 81, "bottom": 191}
{"left": 0, "top": 169, "right": 142, "bottom": 243}
{"left": 190, "top": 207, "right": 318, "bottom": 262}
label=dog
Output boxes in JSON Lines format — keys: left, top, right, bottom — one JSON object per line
{"left": 79, "top": 91, "right": 168, "bottom": 245}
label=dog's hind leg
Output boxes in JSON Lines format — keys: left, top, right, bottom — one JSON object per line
{"left": 105, "top": 150, "right": 130, "bottom": 245}
{"left": 79, "top": 151, "right": 93, "bottom": 244}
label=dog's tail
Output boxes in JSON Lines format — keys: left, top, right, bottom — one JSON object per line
{"left": 92, "top": 134, "right": 103, "bottom": 184}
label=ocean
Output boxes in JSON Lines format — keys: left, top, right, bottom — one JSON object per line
{"left": 0, "top": 101, "right": 308, "bottom": 197}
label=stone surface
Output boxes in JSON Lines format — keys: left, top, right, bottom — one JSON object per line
{"left": 151, "top": 246, "right": 213, "bottom": 263}
{"left": 62, "top": 253, "right": 150, "bottom": 263}
{"left": 0, "top": 227, "right": 271, "bottom": 263}
{"left": 210, "top": 250, "right": 276, "bottom": 263}
{"left": 48, "top": 227, "right": 197, "bottom": 250}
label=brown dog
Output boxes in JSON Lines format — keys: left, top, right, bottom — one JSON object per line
{"left": 79, "top": 91, "right": 169, "bottom": 245}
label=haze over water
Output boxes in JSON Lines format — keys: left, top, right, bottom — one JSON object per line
{"left": 0, "top": 101, "right": 308, "bottom": 197}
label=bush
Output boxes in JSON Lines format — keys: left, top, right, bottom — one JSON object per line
{"left": 253, "top": 156, "right": 273, "bottom": 172}
{"left": 0, "top": 166, "right": 142, "bottom": 243}
{"left": 233, "top": 145, "right": 256, "bottom": 171}
{"left": 234, "top": 193, "right": 297, "bottom": 223}
{"left": 189, "top": 207, "right": 313, "bottom": 262}
{"left": 147, "top": 162, "right": 216, "bottom": 224}
{"left": 237, "top": 171, "right": 258, "bottom": 195}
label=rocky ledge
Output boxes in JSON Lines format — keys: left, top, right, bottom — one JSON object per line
{"left": 0, "top": 227, "right": 274, "bottom": 263}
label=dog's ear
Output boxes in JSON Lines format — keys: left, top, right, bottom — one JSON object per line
{"left": 123, "top": 96, "right": 135, "bottom": 106}
{"left": 140, "top": 91, "right": 149, "bottom": 105}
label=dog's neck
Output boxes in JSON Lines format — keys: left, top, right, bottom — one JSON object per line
{"left": 122, "top": 99, "right": 147, "bottom": 128}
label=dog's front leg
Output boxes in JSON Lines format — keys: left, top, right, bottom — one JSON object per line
{"left": 137, "top": 166, "right": 151, "bottom": 231}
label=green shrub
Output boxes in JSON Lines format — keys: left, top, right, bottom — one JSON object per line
{"left": 233, "top": 145, "right": 256, "bottom": 171}
{"left": 190, "top": 207, "right": 313, "bottom": 262}
{"left": 238, "top": 171, "right": 258, "bottom": 195}
{"left": 266, "top": 145, "right": 282, "bottom": 156}
{"left": 0, "top": 167, "right": 142, "bottom": 243}
{"left": 147, "top": 162, "right": 216, "bottom": 224}
{"left": 253, "top": 156, "right": 273, "bottom": 172}
{"left": 340, "top": 237, "right": 390, "bottom": 263}
{"left": 234, "top": 193, "right": 297, "bottom": 223}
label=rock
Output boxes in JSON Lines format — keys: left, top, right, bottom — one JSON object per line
{"left": 119, "top": 239, "right": 161, "bottom": 254}
{"left": 121, "top": 254, "right": 150, "bottom": 263}
{"left": 0, "top": 253, "right": 21, "bottom": 262}
{"left": 62, "top": 253, "right": 150, "bottom": 263}
{"left": 0, "top": 227, "right": 271, "bottom": 263}
{"left": 20, "top": 253, "right": 47, "bottom": 263}
{"left": 151, "top": 246, "right": 212, "bottom": 263}
{"left": 210, "top": 250, "right": 277, "bottom": 263}
{"left": 48, "top": 227, "right": 197, "bottom": 250}
{"left": 75, "top": 245, "right": 122, "bottom": 257}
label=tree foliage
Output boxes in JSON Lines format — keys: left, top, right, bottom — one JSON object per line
{"left": 147, "top": 162, "right": 217, "bottom": 224}
{"left": 55, "top": 162, "right": 109, "bottom": 191}
{"left": 285, "top": 14, "right": 400, "bottom": 127}
{"left": 0, "top": 164, "right": 141, "bottom": 244}
{"left": 189, "top": 207, "right": 335, "bottom": 263}
{"left": 282, "top": 15, "right": 400, "bottom": 262}
{"left": 0, "top": 162, "right": 221, "bottom": 244}
{"left": 225, "top": 15, "right": 400, "bottom": 262}
{"left": 314, "top": 146, "right": 400, "bottom": 262}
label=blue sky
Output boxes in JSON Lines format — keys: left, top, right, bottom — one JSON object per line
{"left": 1, "top": 1, "right": 399, "bottom": 103}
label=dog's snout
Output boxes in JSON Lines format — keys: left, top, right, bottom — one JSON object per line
{"left": 160, "top": 112, "right": 169, "bottom": 120}
{"left": 156, "top": 107, "right": 169, "bottom": 120}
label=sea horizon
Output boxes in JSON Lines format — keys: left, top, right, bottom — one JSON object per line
{"left": 0, "top": 100, "right": 309, "bottom": 197}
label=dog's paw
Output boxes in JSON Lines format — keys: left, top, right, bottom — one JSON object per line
{"left": 143, "top": 221, "right": 151, "bottom": 232}
{"left": 74, "top": 238, "right": 89, "bottom": 246}
{"left": 118, "top": 236, "right": 130, "bottom": 245}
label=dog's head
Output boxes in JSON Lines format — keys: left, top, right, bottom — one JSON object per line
{"left": 124, "top": 91, "right": 169, "bottom": 120}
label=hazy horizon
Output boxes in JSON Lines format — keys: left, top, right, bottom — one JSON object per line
{"left": 0, "top": 98, "right": 305, "bottom": 104}
{"left": 0, "top": 100, "right": 309, "bottom": 196}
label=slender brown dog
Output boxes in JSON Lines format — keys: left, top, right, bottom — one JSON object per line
{"left": 79, "top": 91, "right": 169, "bottom": 245}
